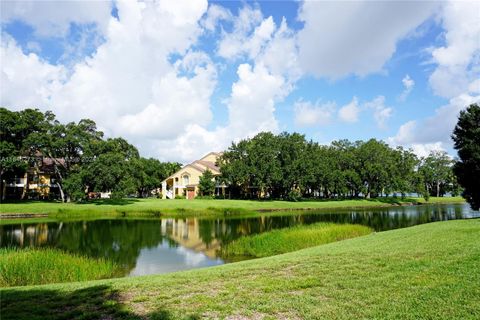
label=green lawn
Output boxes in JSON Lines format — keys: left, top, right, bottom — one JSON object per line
{"left": 0, "top": 196, "right": 465, "bottom": 218}
{"left": 1, "top": 219, "right": 479, "bottom": 319}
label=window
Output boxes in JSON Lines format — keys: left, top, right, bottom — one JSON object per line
{"left": 183, "top": 175, "right": 189, "bottom": 185}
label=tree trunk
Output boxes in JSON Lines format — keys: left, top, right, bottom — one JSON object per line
{"left": 21, "top": 173, "right": 28, "bottom": 200}
{"left": 57, "top": 182, "right": 65, "bottom": 203}
{"left": 436, "top": 181, "right": 440, "bottom": 197}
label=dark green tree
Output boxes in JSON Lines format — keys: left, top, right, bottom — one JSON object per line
{"left": 67, "top": 138, "right": 141, "bottom": 200}
{"left": 0, "top": 108, "right": 50, "bottom": 199}
{"left": 136, "top": 158, "right": 181, "bottom": 197}
{"left": 452, "top": 103, "right": 480, "bottom": 210}
{"left": 356, "top": 139, "right": 397, "bottom": 198}
{"left": 198, "top": 169, "right": 216, "bottom": 197}
{"left": 418, "top": 151, "right": 454, "bottom": 197}
{"left": 24, "top": 116, "right": 104, "bottom": 202}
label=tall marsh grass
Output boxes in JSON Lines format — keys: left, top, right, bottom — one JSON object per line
{"left": 0, "top": 247, "right": 119, "bottom": 287}
{"left": 222, "top": 223, "right": 372, "bottom": 258}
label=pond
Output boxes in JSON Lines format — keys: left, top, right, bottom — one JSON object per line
{"left": 1, "top": 203, "right": 478, "bottom": 277}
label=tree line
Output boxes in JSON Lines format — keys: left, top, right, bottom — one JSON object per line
{"left": 218, "top": 132, "right": 460, "bottom": 200}
{"left": 0, "top": 108, "right": 180, "bottom": 201}
{"left": 2, "top": 104, "right": 478, "bottom": 209}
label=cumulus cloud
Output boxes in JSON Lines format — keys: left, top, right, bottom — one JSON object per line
{"left": 294, "top": 100, "right": 335, "bottom": 127}
{"left": 390, "top": 1, "right": 480, "bottom": 155}
{"left": 338, "top": 97, "right": 360, "bottom": 123}
{"left": 386, "top": 122, "right": 447, "bottom": 158}
{"left": 1, "top": 0, "right": 303, "bottom": 163}
{"left": 0, "top": 36, "right": 66, "bottom": 108}
{"left": 364, "top": 96, "right": 393, "bottom": 129}
{"left": 227, "top": 63, "right": 284, "bottom": 137}
{"left": 389, "top": 94, "right": 479, "bottom": 147}
{"left": 399, "top": 74, "right": 415, "bottom": 101}
{"left": 429, "top": 1, "right": 480, "bottom": 99}
{"left": 1, "top": 0, "right": 215, "bottom": 163}
{"left": 217, "top": 5, "right": 264, "bottom": 60}
{"left": 0, "top": 0, "right": 112, "bottom": 37}
{"left": 201, "top": 4, "right": 232, "bottom": 32}
{"left": 297, "top": 1, "right": 439, "bottom": 78}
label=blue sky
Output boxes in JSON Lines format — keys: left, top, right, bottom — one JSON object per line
{"left": 1, "top": 0, "right": 479, "bottom": 162}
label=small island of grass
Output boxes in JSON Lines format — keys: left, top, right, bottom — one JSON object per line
{"left": 223, "top": 223, "right": 372, "bottom": 258}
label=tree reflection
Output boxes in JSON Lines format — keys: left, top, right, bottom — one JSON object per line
{"left": 0, "top": 203, "right": 476, "bottom": 275}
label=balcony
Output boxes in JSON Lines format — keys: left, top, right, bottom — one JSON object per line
{"left": 6, "top": 178, "right": 26, "bottom": 187}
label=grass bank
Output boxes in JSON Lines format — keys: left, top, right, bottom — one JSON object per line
{"left": 0, "top": 248, "right": 119, "bottom": 287}
{"left": 1, "top": 219, "right": 479, "bottom": 319}
{"left": 223, "top": 223, "right": 372, "bottom": 258}
{"left": 0, "top": 196, "right": 465, "bottom": 219}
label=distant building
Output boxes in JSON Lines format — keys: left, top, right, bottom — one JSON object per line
{"left": 161, "top": 152, "right": 224, "bottom": 199}
{"left": 2, "top": 156, "right": 62, "bottom": 200}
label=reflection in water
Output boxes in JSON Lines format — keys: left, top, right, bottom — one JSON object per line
{"left": 1, "top": 203, "right": 478, "bottom": 277}
{"left": 129, "top": 240, "right": 223, "bottom": 276}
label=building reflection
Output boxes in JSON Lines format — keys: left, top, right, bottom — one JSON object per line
{"left": 1, "top": 203, "right": 478, "bottom": 274}
{"left": 161, "top": 218, "right": 221, "bottom": 258}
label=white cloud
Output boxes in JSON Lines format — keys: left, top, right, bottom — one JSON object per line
{"left": 410, "top": 142, "right": 446, "bottom": 159}
{"left": 387, "top": 122, "right": 446, "bottom": 158}
{"left": 0, "top": 36, "right": 66, "bottom": 108}
{"left": 201, "top": 4, "right": 232, "bottom": 32}
{"left": 364, "top": 96, "right": 393, "bottom": 129}
{"left": 390, "top": 1, "right": 480, "bottom": 155}
{"left": 217, "top": 5, "right": 264, "bottom": 60}
{"left": 1, "top": 0, "right": 300, "bottom": 163}
{"left": 297, "top": 1, "right": 439, "bottom": 78}
{"left": 429, "top": 1, "right": 480, "bottom": 99}
{"left": 255, "top": 17, "right": 301, "bottom": 83}
{"left": 1, "top": 0, "right": 217, "bottom": 163}
{"left": 399, "top": 74, "right": 415, "bottom": 101}
{"left": 227, "top": 63, "right": 284, "bottom": 137}
{"left": 216, "top": 5, "right": 300, "bottom": 81}
{"left": 0, "top": 0, "right": 112, "bottom": 37}
{"left": 167, "top": 11, "right": 299, "bottom": 161}
{"left": 294, "top": 100, "right": 335, "bottom": 127}
{"left": 388, "top": 94, "right": 479, "bottom": 155}
{"left": 338, "top": 97, "right": 360, "bottom": 123}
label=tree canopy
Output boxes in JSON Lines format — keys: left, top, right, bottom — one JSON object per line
{"left": 452, "top": 103, "right": 480, "bottom": 210}
{"left": 198, "top": 169, "right": 216, "bottom": 197}
{"left": 219, "top": 132, "right": 457, "bottom": 200}
{"left": 0, "top": 108, "right": 180, "bottom": 201}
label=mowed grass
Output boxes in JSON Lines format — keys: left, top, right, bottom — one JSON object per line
{"left": 0, "top": 247, "right": 119, "bottom": 287}
{"left": 0, "top": 196, "right": 465, "bottom": 219}
{"left": 223, "top": 223, "right": 372, "bottom": 258}
{"left": 1, "top": 219, "right": 479, "bottom": 319}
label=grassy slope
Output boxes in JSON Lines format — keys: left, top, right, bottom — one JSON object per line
{"left": 0, "top": 196, "right": 465, "bottom": 218}
{"left": 1, "top": 219, "right": 479, "bottom": 320}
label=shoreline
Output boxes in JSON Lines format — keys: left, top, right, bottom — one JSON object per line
{"left": 0, "top": 197, "right": 467, "bottom": 221}
{"left": 1, "top": 219, "right": 478, "bottom": 319}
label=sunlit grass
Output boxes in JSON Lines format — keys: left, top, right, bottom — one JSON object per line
{"left": 223, "top": 223, "right": 372, "bottom": 258}
{"left": 1, "top": 220, "right": 478, "bottom": 319}
{"left": 0, "top": 247, "right": 119, "bottom": 287}
{"left": 0, "top": 196, "right": 465, "bottom": 220}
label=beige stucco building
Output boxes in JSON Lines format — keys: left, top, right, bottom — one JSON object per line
{"left": 161, "top": 152, "right": 224, "bottom": 199}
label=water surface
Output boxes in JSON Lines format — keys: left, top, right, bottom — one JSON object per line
{"left": 1, "top": 203, "right": 478, "bottom": 277}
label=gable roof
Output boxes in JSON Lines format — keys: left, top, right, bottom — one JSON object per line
{"left": 199, "top": 151, "right": 223, "bottom": 161}
{"left": 194, "top": 160, "right": 220, "bottom": 173}
{"left": 161, "top": 152, "right": 222, "bottom": 183}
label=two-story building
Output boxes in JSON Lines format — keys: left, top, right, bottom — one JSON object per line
{"left": 161, "top": 152, "right": 224, "bottom": 199}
